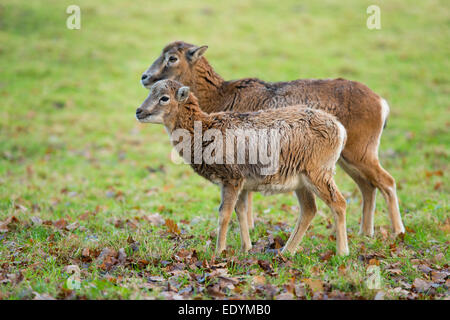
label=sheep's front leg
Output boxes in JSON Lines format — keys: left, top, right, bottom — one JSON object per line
{"left": 216, "top": 184, "right": 240, "bottom": 254}
{"left": 235, "top": 190, "right": 252, "bottom": 252}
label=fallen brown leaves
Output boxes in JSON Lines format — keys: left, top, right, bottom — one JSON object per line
{"left": 96, "top": 247, "right": 128, "bottom": 272}
{"left": 0, "top": 271, "right": 24, "bottom": 286}
{"left": 439, "top": 218, "right": 450, "bottom": 234}
{"left": 424, "top": 170, "right": 443, "bottom": 178}
{"left": 0, "top": 216, "right": 19, "bottom": 233}
{"left": 1, "top": 207, "right": 448, "bottom": 300}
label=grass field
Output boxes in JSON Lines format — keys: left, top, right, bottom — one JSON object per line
{"left": 0, "top": 0, "right": 449, "bottom": 300}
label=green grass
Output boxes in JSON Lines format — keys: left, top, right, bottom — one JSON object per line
{"left": 0, "top": 0, "right": 449, "bottom": 300}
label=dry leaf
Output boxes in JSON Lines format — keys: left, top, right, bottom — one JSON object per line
{"left": 54, "top": 218, "right": 67, "bottom": 230}
{"left": 31, "top": 216, "right": 42, "bottom": 226}
{"left": 0, "top": 216, "right": 19, "bottom": 233}
{"left": 81, "top": 248, "right": 92, "bottom": 262}
{"left": 144, "top": 213, "right": 165, "bottom": 226}
{"left": 412, "top": 278, "right": 431, "bottom": 293}
{"left": 118, "top": 248, "right": 127, "bottom": 264}
{"left": 386, "top": 268, "right": 402, "bottom": 275}
{"left": 66, "top": 221, "right": 79, "bottom": 231}
{"left": 165, "top": 219, "right": 180, "bottom": 234}
{"left": 207, "top": 284, "right": 225, "bottom": 299}
{"left": 252, "top": 275, "right": 266, "bottom": 286}
{"left": 374, "top": 291, "right": 385, "bottom": 300}
{"left": 369, "top": 258, "right": 380, "bottom": 266}
{"left": 33, "top": 292, "right": 56, "bottom": 300}
{"left": 257, "top": 260, "right": 273, "bottom": 273}
{"left": 274, "top": 236, "right": 284, "bottom": 249}
{"left": 275, "top": 292, "right": 295, "bottom": 300}
{"left": 433, "top": 182, "right": 442, "bottom": 190}
{"left": 295, "top": 284, "right": 307, "bottom": 298}
{"left": 425, "top": 170, "right": 443, "bottom": 178}
{"left": 320, "top": 250, "right": 333, "bottom": 262}
{"left": 416, "top": 264, "right": 432, "bottom": 274}
{"left": 434, "top": 253, "right": 445, "bottom": 262}
{"left": 148, "top": 275, "right": 165, "bottom": 282}
{"left": 439, "top": 218, "right": 450, "bottom": 234}
{"left": 302, "top": 278, "right": 323, "bottom": 293}
{"left": 338, "top": 264, "right": 347, "bottom": 275}
{"left": 431, "top": 271, "right": 448, "bottom": 283}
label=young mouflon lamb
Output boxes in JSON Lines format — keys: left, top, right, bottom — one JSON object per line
{"left": 136, "top": 79, "right": 349, "bottom": 256}
{"left": 140, "top": 41, "right": 405, "bottom": 238}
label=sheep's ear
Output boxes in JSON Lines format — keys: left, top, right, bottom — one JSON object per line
{"left": 176, "top": 86, "right": 190, "bottom": 102}
{"left": 186, "top": 45, "right": 208, "bottom": 62}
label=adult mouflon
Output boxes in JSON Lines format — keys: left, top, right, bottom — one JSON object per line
{"left": 140, "top": 41, "right": 405, "bottom": 237}
{"left": 136, "top": 79, "right": 349, "bottom": 256}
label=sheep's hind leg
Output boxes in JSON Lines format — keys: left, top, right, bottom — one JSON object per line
{"left": 246, "top": 192, "right": 255, "bottom": 229}
{"left": 311, "top": 175, "right": 349, "bottom": 256}
{"left": 282, "top": 187, "right": 317, "bottom": 255}
{"left": 353, "top": 157, "right": 405, "bottom": 236}
{"left": 338, "top": 158, "right": 377, "bottom": 237}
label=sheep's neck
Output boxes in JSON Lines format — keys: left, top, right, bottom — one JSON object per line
{"left": 191, "top": 58, "right": 226, "bottom": 113}
{"left": 170, "top": 101, "right": 211, "bottom": 135}
{"left": 165, "top": 101, "right": 212, "bottom": 167}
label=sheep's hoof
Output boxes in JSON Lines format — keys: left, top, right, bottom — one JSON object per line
{"left": 337, "top": 248, "right": 350, "bottom": 256}
{"left": 358, "top": 228, "right": 374, "bottom": 237}
{"left": 393, "top": 226, "right": 406, "bottom": 237}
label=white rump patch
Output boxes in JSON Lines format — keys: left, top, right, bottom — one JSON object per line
{"left": 336, "top": 121, "right": 347, "bottom": 154}
{"left": 380, "top": 98, "right": 390, "bottom": 125}
{"left": 377, "top": 98, "right": 390, "bottom": 153}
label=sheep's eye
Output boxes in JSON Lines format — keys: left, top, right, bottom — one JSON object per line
{"left": 160, "top": 96, "right": 169, "bottom": 104}
{"left": 168, "top": 56, "right": 178, "bottom": 63}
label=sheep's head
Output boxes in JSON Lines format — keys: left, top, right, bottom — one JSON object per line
{"left": 141, "top": 41, "right": 208, "bottom": 89}
{"left": 136, "top": 80, "right": 190, "bottom": 125}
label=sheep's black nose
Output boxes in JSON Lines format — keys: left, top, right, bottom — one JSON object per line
{"left": 136, "top": 108, "right": 143, "bottom": 115}
{"left": 141, "top": 74, "right": 148, "bottom": 80}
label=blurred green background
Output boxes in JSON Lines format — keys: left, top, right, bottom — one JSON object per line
{"left": 0, "top": 0, "right": 448, "bottom": 299}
